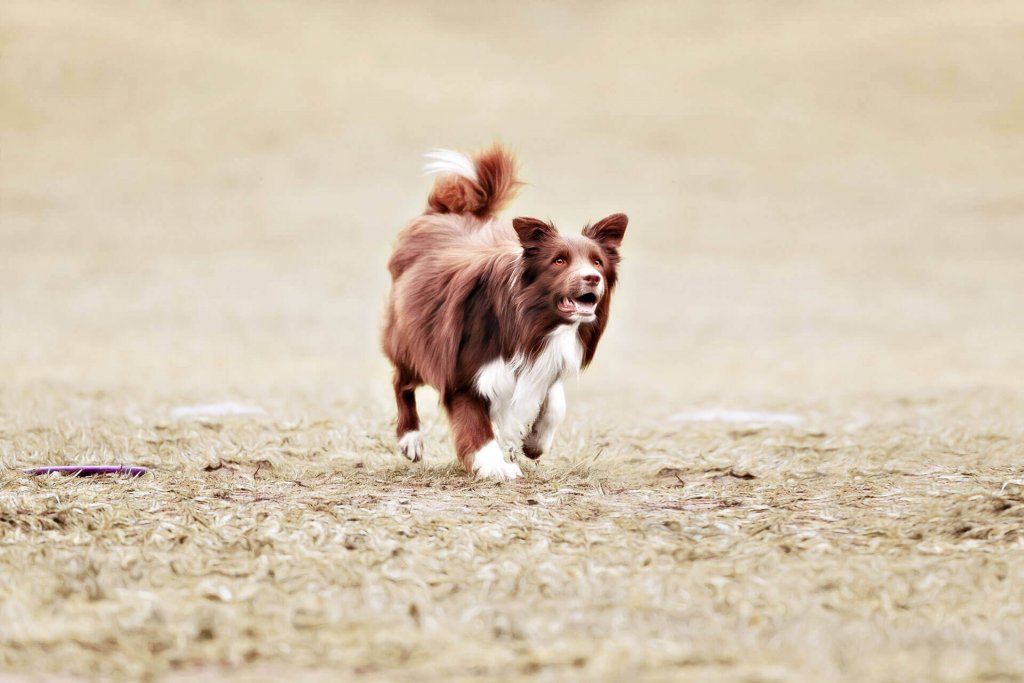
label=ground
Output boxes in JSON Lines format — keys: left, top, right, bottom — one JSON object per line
{"left": 2, "top": 1, "right": 1024, "bottom": 681}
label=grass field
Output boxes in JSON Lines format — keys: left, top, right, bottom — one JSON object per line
{"left": 2, "top": 1, "right": 1024, "bottom": 681}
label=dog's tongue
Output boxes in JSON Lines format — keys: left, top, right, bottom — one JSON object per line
{"left": 574, "top": 299, "right": 596, "bottom": 315}
{"left": 559, "top": 297, "right": 596, "bottom": 316}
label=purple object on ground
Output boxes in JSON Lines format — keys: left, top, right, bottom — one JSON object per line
{"left": 23, "top": 465, "right": 149, "bottom": 477}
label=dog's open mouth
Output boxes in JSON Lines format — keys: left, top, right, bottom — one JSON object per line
{"left": 558, "top": 292, "right": 599, "bottom": 318}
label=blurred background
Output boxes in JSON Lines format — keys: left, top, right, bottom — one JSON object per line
{"left": 3, "top": 0, "right": 1023, "bottom": 410}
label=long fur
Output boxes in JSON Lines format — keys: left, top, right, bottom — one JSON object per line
{"left": 425, "top": 144, "right": 521, "bottom": 218}
{"left": 382, "top": 144, "right": 626, "bottom": 476}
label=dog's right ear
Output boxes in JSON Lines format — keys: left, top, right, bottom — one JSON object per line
{"left": 513, "top": 217, "right": 557, "bottom": 248}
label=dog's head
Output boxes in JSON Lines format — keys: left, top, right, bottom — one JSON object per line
{"left": 513, "top": 213, "right": 627, "bottom": 324}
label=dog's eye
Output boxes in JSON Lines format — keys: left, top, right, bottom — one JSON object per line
{"left": 593, "top": 258, "right": 602, "bottom": 267}
{"left": 553, "top": 257, "right": 566, "bottom": 266}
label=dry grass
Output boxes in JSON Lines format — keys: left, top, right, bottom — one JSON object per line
{"left": 2, "top": 393, "right": 1023, "bottom": 681}
{"left": 3, "top": 1, "right": 1024, "bottom": 681}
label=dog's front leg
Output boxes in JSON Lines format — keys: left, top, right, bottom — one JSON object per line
{"left": 488, "top": 392, "right": 531, "bottom": 461}
{"left": 445, "top": 389, "right": 522, "bottom": 481}
{"left": 493, "top": 408, "right": 528, "bottom": 460}
{"left": 522, "top": 381, "right": 566, "bottom": 460}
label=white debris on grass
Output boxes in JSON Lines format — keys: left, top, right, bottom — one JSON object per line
{"left": 670, "top": 409, "right": 804, "bottom": 425}
{"left": 171, "top": 403, "right": 265, "bottom": 418}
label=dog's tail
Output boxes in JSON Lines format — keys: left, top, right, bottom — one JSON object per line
{"left": 423, "top": 144, "right": 521, "bottom": 218}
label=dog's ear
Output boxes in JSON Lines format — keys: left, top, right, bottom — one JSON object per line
{"left": 513, "top": 217, "right": 557, "bottom": 247}
{"left": 583, "top": 213, "right": 628, "bottom": 250}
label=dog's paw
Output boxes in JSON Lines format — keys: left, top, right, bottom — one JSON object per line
{"left": 471, "top": 440, "right": 523, "bottom": 481}
{"left": 521, "top": 441, "right": 543, "bottom": 460}
{"left": 398, "top": 430, "right": 424, "bottom": 462}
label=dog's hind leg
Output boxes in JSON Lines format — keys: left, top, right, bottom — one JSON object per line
{"left": 394, "top": 367, "right": 424, "bottom": 462}
{"left": 444, "top": 389, "right": 522, "bottom": 481}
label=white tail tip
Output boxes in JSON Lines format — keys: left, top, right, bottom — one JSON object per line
{"left": 423, "top": 148, "right": 478, "bottom": 183}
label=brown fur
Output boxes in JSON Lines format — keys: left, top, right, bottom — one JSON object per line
{"left": 427, "top": 145, "right": 522, "bottom": 217}
{"left": 382, "top": 145, "right": 627, "bottom": 472}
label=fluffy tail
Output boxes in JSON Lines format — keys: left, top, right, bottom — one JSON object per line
{"left": 424, "top": 144, "right": 521, "bottom": 218}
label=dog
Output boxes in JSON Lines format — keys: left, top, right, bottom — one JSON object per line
{"left": 381, "top": 144, "right": 627, "bottom": 480}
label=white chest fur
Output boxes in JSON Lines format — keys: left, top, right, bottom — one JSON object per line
{"left": 474, "top": 324, "right": 582, "bottom": 449}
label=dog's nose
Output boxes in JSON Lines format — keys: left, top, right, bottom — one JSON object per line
{"left": 582, "top": 273, "right": 601, "bottom": 287}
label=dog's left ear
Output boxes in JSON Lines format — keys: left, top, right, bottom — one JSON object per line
{"left": 583, "top": 213, "right": 628, "bottom": 249}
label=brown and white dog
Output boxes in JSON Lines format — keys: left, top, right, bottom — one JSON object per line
{"left": 382, "top": 144, "right": 627, "bottom": 480}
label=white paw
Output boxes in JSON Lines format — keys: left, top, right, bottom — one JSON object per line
{"left": 471, "top": 440, "right": 523, "bottom": 481}
{"left": 398, "top": 430, "right": 424, "bottom": 462}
